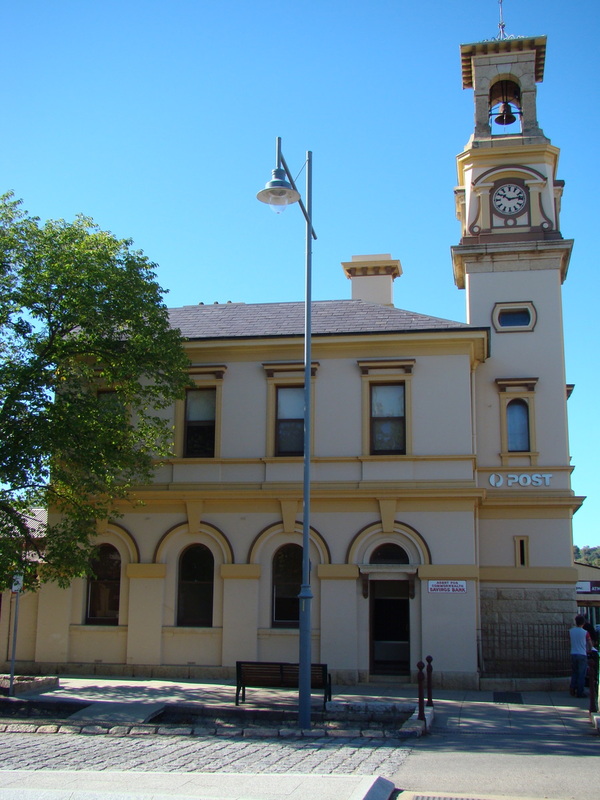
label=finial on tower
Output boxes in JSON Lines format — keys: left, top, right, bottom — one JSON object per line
{"left": 495, "top": 0, "right": 509, "bottom": 41}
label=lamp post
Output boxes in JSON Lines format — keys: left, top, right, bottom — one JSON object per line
{"left": 257, "top": 137, "right": 317, "bottom": 730}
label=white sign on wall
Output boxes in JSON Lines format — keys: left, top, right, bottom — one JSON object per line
{"left": 489, "top": 473, "right": 553, "bottom": 488}
{"left": 428, "top": 580, "right": 467, "bottom": 594}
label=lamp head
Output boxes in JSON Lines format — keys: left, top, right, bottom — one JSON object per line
{"left": 257, "top": 167, "right": 300, "bottom": 213}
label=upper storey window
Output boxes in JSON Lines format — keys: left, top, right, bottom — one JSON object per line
{"left": 506, "top": 398, "right": 530, "bottom": 452}
{"left": 263, "top": 362, "right": 318, "bottom": 458}
{"left": 496, "top": 378, "right": 538, "bottom": 466}
{"left": 276, "top": 386, "right": 305, "bottom": 456}
{"left": 370, "top": 384, "right": 405, "bottom": 455}
{"left": 358, "top": 359, "right": 414, "bottom": 457}
{"left": 185, "top": 388, "right": 216, "bottom": 457}
{"left": 176, "top": 365, "right": 226, "bottom": 459}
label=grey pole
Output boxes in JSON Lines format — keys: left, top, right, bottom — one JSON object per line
{"left": 257, "top": 140, "right": 316, "bottom": 729}
{"left": 297, "top": 150, "right": 313, "bottom": 730}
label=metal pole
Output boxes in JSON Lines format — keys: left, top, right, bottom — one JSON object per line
{"left": 8, "top": 589, "right": 21, "bottom": 697}
{"left": 297, "top": 150, "right": 314, "bottom": 730}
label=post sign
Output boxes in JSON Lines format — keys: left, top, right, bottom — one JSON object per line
{"left": 428, "top": 580, "right": 467, "bottom": 594}
{"left": 489, "top": 473, "right": 553, "bottom": 488}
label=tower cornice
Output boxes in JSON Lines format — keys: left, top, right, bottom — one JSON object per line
{"left": 451, "top": 238, "right": 574, "bottom": 289}
{"left": 460, "top": 36, "right": 547, "bottom": 89}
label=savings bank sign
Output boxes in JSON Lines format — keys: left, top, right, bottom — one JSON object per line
{"left": 488, "top": 472, "right": 553, "bottom": 488}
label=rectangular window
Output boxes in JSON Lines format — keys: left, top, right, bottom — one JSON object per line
{"left": 184, "top": 388, "right": 216, "bottom": 457}
{"left": 275, "top": 386, "right": 304, "bottom": 456}
{"left": 514, "top": 536, "right": 529, "bottom": 567}
{"left": 370, "top": 384, "right": 405, "bottom": 455}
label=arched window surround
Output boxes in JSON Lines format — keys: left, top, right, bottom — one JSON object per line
{"left": 82, "top": 523, "right": 137, "bottom": 626}
{"left": 86, "top": 543, "right": 122, "bottom": 626}
{"left": 271, "top": 543, "right": 302, "bottom": 628}
{"left": 154, "top": 521, "right": 232, "bottom": 628}
{"left": 248, "top": 523, "right": 329, "bottom": 632}
{"left": 177, "top": 543, "right": 215, "bottom": 627}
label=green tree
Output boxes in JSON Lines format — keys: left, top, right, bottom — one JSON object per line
{"left": 574, "top": 545, "right": 600, "bottom": 567}
{"left": 0, "top": 193, "right": 190, "bottom": 590}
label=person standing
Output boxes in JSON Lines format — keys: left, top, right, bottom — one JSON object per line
{"left": 569, "top": 614, "right": 591, "bottom": 698}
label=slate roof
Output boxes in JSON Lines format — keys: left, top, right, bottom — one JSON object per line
{"left": 168, "top": 300, "right": 470, "bottom": 341}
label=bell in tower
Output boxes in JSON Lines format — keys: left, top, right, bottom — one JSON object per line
{"left": 460, "top": 36, "right": 547, "bottom": 141}
{"left": 490, "top": 80, "right": 520, "bottom": 128}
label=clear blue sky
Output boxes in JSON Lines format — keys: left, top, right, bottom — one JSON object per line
{"left": 2, "top": 1, "right": 598, "bottom": 547}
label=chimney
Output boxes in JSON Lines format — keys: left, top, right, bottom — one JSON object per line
{"left": 341, "top": 254, "right": 402, "bottom": 307}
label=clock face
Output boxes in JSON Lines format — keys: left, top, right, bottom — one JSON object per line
{"left": 492, "top": 183, "right": 527, "bottom": 215}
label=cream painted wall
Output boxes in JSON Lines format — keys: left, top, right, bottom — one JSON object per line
{"left": 162, "top": 628, "right": 222, "bottom": 666}
{"left": 220, "top": 362, "right": 267, "bottom": 459}
{"left": 313, "top": 358, "right": 362, "bottom": 457}
{"left": 468, "top": 268, "right": 570, "bottom": 469}
{"left": 319, "top": 577, "right": 360, "bottom": 672}
{"left": 11, "top": 591, "right": 38, "bottom": 661}
{"left": 1, "top": 591, "right": 39, "bottom": 662}
{"left": 126, "top": 576, "right": 164, "bottom": 665}
{"left": 420, "top": 579, "right": 479, "bottom": 675}
{"left": 411, "top": 355, "right": 473, "bottom": 455}
{"left": 221, "top": 573, "right": 260, "bottom": 665}
{"left": 34, "top": 582, "right": 71, "bottom": 663}
{"left": 69, "top": 626, "right": 127, "bottom": 664}
{"left": 479, "top": 517, "right": 574, "bottom": 568}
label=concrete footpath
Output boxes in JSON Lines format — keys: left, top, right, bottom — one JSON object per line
{"left": 0, "top": 676, "right": 597, "bottom": 800}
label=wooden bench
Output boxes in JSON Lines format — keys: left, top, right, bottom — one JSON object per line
{"left": 235, "top": 661, "right": 332, "bottom": 710}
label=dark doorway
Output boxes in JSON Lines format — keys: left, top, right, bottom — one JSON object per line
{"left": 370, "top": 580, "right": 410, "bottom": 675}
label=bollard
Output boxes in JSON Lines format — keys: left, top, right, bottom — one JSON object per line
{"left": 588, "top": 651, "right": 599, "bottom": 715}
{"left": 426, "top": 655, "right": 433, "bottom": 707}
{"left": 417, "top": 661, "right": 425, "bottom": 721}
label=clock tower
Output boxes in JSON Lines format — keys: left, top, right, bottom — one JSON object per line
{"left": 451, "top": 35, "right": 573, "bottom": 304}
{"left": 451, "top": 35, "right": 575, "bottom": 472}
{"left": 451, "top": 33, "right": 582, "bottom": 642}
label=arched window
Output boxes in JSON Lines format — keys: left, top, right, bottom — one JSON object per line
{"left": 86, "top": 544, "right": 121, "bottom": 625}
{"left": 272, "top": 544, "right": 302, "bottom": 628}
{"left": 507, "top": 398, "right": 530, "bottom": 452}
{"left": 370, "top": 543, "right": 410, "bottom": 564}
{"left": 177, "top": 544, "right": 214, "bottom": 627}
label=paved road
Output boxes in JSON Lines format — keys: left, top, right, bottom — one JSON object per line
{"left": 0, "top": 725, "right": 598, "bottom": 800}
{"left": 0, "top": 732, "right": 411, "bottom": 779}
{"left": 1, "top": 683, "right": 597, "bottom": 799}
{"left": 391, "top": 726, "right": 598, "bottom": 800}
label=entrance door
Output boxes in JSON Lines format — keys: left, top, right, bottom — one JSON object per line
{"left": 370, "top": 580, "right": 410, "bottom": 675}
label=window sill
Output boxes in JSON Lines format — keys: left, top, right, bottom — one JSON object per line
{"left": 500, "top": 450, "right": 539, "bottom": 466}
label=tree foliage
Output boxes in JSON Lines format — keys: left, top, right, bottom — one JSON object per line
{"left": 573, "top": 545, "right": 600, "bottom": 567}
{"left": 0, "top": 193, "right": 190, "bottom": 590}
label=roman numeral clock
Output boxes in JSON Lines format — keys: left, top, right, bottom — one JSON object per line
{"left": 492, "top": 181, "right": 527, "bottom": 218}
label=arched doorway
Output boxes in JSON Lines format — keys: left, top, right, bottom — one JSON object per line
{"left": 369, "top": 543, "right": 410, "bottom": 675}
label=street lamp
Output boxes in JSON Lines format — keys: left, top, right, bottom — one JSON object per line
{"left": 257, "top": 137, "right": 317, "bottom": 730}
